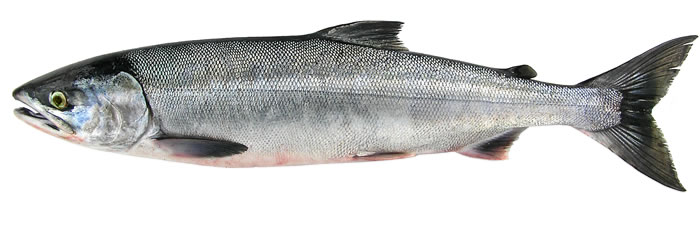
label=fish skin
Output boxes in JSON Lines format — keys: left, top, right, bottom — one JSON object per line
{"left": 124, "top": 38, "right": 620, "bottom": 164}
{"left": 12, "top": 21, "right": 694, "bottom": 190}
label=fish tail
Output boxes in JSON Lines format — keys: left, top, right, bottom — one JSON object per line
{"left": 576, "top": 36, "right": 696, "bottom": 191}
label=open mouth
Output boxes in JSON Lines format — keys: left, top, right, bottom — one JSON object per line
{"left": 15, "top": 107, "right": 60, "bottom": 131}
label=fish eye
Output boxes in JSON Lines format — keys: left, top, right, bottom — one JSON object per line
{"left": 50, "top": 91, "right": 68, "bottom": 110}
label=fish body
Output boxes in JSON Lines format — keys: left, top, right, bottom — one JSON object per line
{"left": 128, "top": 36, "right": 619, "bottom": 165}
{"left": 13, "top": 21, "right": 695, "bottom": 191}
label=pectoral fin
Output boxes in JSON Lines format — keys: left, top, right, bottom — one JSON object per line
{"left": 154, "top": 137, "right": 248, "bottom": 158}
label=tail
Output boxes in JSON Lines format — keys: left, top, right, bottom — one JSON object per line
{"left": 577, "top": 36, "right": 696, "bottom": 191}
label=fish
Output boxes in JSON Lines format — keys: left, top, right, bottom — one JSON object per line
{"left": 12, "top": 21, "right": 695, "bottom": 191}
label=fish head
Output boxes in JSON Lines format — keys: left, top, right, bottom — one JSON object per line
{"left": 13, "top": 55, "right": 151, "bottom": 152}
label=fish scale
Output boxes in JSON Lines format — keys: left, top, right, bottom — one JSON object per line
{"left": 125, "top": 37, "right": 620, "bottom": 161}
{"left": 13, "top": 21, "right": 693, "bottom": 190}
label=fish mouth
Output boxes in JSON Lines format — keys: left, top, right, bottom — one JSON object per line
{"left": 13, "top": 90, "right": 74, "bottom": 135}
{"left": 14, "top": 107, "right": 61, "bottom": 131}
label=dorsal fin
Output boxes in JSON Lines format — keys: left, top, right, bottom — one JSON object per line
{"left": 314, "top": 21, "right": 408, "bottom": 51}
{"left": 502, "top": 65, "right": 537, "bottom": 79}
{"left": 458, "top": 128, "right": 527, "bottom": 160}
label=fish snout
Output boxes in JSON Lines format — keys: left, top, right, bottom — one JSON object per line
{"left": 12, "top": 86, "right": 25, "bottom": 101}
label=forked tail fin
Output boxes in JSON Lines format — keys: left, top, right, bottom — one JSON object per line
{"left": 577, "top": 36, "right": 696, "bottom": 191}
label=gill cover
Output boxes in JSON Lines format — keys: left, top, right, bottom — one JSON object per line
{"left": 74, "top": 71, "right": 150, "bottom": 151}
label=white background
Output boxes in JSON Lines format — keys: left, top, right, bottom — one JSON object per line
{"left": 1, "top": 0, "right": 698, "bottom": 231}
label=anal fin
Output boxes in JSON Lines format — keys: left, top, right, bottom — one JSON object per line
{"left": 458, "top": 128, "right": 527, "bottom": 160}
{"left": 353, "top": 152, "right": 416, "bottom": 161}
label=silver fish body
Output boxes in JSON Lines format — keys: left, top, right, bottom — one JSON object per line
{"left": 13, "top": 21, "right": 695, "bottom": 191}
{"left": 126, "top": 38, "right": 620, "bottom": 165}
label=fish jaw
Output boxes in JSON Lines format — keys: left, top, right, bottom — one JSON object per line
{"left": 13, "top": 89, "right": 78, "bottom": 141}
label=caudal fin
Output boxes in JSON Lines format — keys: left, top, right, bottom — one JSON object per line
{"left": 577, "top": 36, "right": 696, "bottom": 191}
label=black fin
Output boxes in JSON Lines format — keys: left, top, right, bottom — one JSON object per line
{"left": 155, "top": 137, "right": 248, "bottom": 158}
{"left": 503, "top": 65, "right": 537, "bottom": 79}
{"left": 459, "top": 128, "right": 527, "bottom": 160}
{"left": 577, "top": 35, "right": 696, "bottom": 191}
{"left": 314, "top": 21, "right": 408, "bottom": 51}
